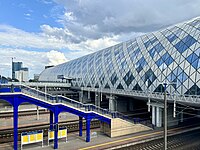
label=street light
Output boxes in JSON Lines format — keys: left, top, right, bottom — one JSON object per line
{"left": 163, "top": 81, "right": 177, "bottom": 150}
{"left": 163, "top": 83, "right": 167, "bottom": 150}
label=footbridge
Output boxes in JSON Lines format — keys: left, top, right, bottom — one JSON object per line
{"left": 0, "top": 84, "right": 150, "bottom": 150}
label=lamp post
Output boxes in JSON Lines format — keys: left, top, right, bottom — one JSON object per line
{"left": 163, "top": 83, "right": 167, "bottom": 150}
{"left": 163, "top": 81, "right": 177, "bottom": 150}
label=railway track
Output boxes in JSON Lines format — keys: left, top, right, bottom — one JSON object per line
{"left": 116, "top": 126, "right": 200, "bottom": 150}
{"left": 0, "top": 120, "right": 100, "bottom": 144}
{"left": 0, "top": 109, "right": 48, "bottom": 119}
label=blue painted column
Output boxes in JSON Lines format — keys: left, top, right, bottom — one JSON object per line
{"left": 86, "top": 118, "right": 91, "bottom": 142}
{"left": 54, "top": 108, "right": 59, "bottom": 149}
{"left": 79, "top": 116, "right": 83, "bottom": 136}
{"left": 50, "top": 111, "right": 53, "bottom": 130}
{"left": 13, "top": 98, "right": 19, "bottom": 150}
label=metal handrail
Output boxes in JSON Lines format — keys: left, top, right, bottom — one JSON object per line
{"left": 7, "top": 82, "right": 71, "bottom": 87}
{"left": 82, "top": 87, "right": 200, "bottom": 104}
{"left": 0, "top": 84, "right": 144, "bottom": 124}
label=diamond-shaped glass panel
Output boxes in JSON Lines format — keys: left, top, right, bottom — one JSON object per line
{"left": 177, "top": 72, "right": 188, "bottom": 82}
{"left": 142, "top": 69, "right": 156, "bottom": 87}
{"left": 144, "top": 40, "right": 151, "bottom": 49}
{"left": 136, "top": 57, "right": 147, "bottom": 73}
{"left": 192, "top": 59, "right": 199, "bottom": 69}
{"left": 166, "top": 56, "right": 174, "bottom": 66}
{"left": 132, "top": 83, "right": 142, "bottom": 91}
{"left": 105, "top": 83, "right": 110, "bottom": 89}
{"left": 154, "top": 43, "right": 164, "bottom": 53}
{"left": 130, "top": 48, "right": 140, "bottom": 62}
{"left": 149, "top": 48, "right": 156, "bottom": 57}
{"left": 123, "top": 71, "right": 135, "bottom": 86}
{"left": 185, "top": 84, "right": 200, "bottom": 95}
{"left": 110, "top": 72, "right": 118, "bottom": 85}
{"left": 167, "top": 33, "right": 178, "bottom": 42}
{"left": 175, "top": 35, "right": 197, "bottom": 53}
{"left": 167, "top": 72, "right": 176, "bottom": 82}
{"left": 156, "top": 58, "right": 164, "bottom": 67}
{"left": 173, "top": 66, "right": 183, "bottom": 75}
{"left": 186, "top": 53, "right": 198, "bottom": 64}
{"left": 175, "top": 41, "right": 188, "bottom": 53}
{"left": 117, "top": 83, "right": 124, "bottom": 89}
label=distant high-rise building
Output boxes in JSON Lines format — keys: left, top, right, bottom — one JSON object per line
{"left": 12, "top": 61, "right": 29, "bottom": 81}
{"left": 12, "top": 62, "right": 22, "bottom": 79}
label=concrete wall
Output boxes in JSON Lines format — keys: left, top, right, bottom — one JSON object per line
{"left": 101, "top": 118, "right": 152, "bottom": 138}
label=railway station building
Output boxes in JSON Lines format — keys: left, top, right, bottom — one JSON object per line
{"left": 39, "top": 17, "right": 200, "bottom": 127}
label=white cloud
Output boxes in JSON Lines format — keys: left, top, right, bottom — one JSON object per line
{"left": 0, "top": 25, "right": 69, "bottom": 49}
{"left": 46, "top": 50, "right": 68, "bottom": 65}
{"left": 0, "top": 48, "right": 68, "bottom": 78}
{"left": 55, "top": 0, "right": 200, "bottom": 33}
{"left": 24, "top": 13, "right": 31, "bottom": 16}
{"left": 51, "top": 0, "right": 200, "bottom": 44}
{"left": 0, "top": 24, "right": 122, "bottom": 52}
{"left": 1, "top": 0, "right": 200, "bottom": 79}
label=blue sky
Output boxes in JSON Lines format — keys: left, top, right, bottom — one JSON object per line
{"left": 0, "top": 0, "right": 63, "bottom": 32}
{"left": 0, "top": 0, "right": 200, "bottom": 78}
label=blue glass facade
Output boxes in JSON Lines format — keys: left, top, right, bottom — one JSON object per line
{"left": 39, "top": 17, "right": 200, "bottom": 95}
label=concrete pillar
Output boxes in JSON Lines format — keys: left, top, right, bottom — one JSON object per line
{"left": 109, "top": 95, "right": 115, "bottom": 111}
{"left": 95, "top": 91, "right": 100, "bottom": 107}
{"left": 88, "top": 91, "right": 90, "bottom": 100}
{"left": 86, "top": 118, "right": 91, "bottom": 142}
{"left": 156, "top": 107, "right": 162, "bottom": 127}
{"left": 50, "top": 111, "right": 53, "bottom": 130}
{"left": 79, "top": 91, "right": 83, "bottom": 103}
{"left": 152, "top": 106, "right": 156, "bottom": 125}
{"left": 13, "top": 102, "right": 18, "bottom": 150}
{"left": 79, "top": 117, "right": 83, "bottom": 136}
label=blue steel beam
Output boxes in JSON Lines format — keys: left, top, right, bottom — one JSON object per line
{"left": 13, "top": 97, "right": 19, "bottom": 150}
{"left": 54, "top": 107, "right": 59, "bottom": 149}
{"left": 50, "top": 111, "right": 54, "bottom": 130}
{"left": 86, "top": 117, "right": 91, "bottom": 142}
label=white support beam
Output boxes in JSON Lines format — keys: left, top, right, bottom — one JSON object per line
{"left": 173, "top": 101, "right": 176, "bottom": 118}
{"left": 152, "top": 106, "right": 156, "bottom": 125}
{"left": 156, "top": 107, "right": 162, "bottom": 127}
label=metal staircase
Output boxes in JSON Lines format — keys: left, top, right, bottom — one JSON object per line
{"left": 1, "top": 84, "right": 144, "bottom": 125}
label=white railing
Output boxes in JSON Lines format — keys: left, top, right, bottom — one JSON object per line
{"left": 81, "top": 87, "right": 200, "bottom": 104}
{"left": 7, "top": 82, "right": 71, "bottom": 88}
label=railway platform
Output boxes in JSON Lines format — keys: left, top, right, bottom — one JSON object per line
{"left": 1, "top": 124, "right": 199, "bottom": 150}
